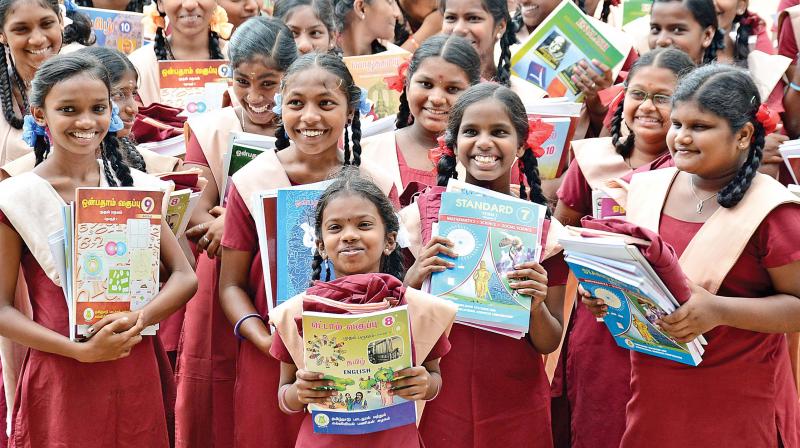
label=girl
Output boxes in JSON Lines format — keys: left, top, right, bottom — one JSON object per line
{"left": 1, "top": 46, "right": 183, "bottom": 178}
{"left": 176, "top": 16, "right": 296, "bottom": 448}
{"left": 75, "top": 0, "right": 149, "bottom": 12}
{"left": 401, "top": 83, "right": 568, "bottom": 447}
{"left": 333, "top": 0, "right": 402, "bottom": 56}
{"left": 217, "top": 52, "right": 395, "bottom": 448}
{"left": 360, "top": 34, "right": 480, "bottom": 198}
{"left": 273, "top": 0, "right": 337, "bottom": 55}
{"left": 395, "top": 0, "right": 442, "bottom": 53}
{"left": 129, "top": 0, "right": 229, "bottom": 107}
{"left": 552, "top": 47, "right": 694, "bottom": 448}
{"left": 0, "top": 0, "right": 63, "bottom": 166}
{"left": 0, "top": 52, "right": 196, "bottom": 446}
{"left": 714, "top": 0, "right": 772, "bottom": 63}
{"left": 648, "top": 0, "right": 722, "bottom": 65}
{"left": 268, "top": 169, "right": 457, "bottom": 447}
{"left": 217, "top": 0, "right": 258, "bottom": 31}
{"left": 585, "top": 65, "right": 800, "bottom": 447}
{"left": 512, "top": 0, "right": 560, "bottom": 42}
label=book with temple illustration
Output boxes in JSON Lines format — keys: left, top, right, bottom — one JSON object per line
{"left": 302, "top": 306, "right": 416, "bottom": 435}
{"left": 78, "top": 7, "right": 144, "bottom": 54}
{"left": 343, "top": 47, "right": 411, "bottom": 118}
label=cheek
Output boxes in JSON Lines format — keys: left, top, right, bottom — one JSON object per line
{"left": 622, "top": 101, "right": 636, "bottom": 128}
{"left": 406, "top": 87, "right": 426, "bottom": 116}
{"left": 441, "top": 21, "right": 455, "bottom": 35}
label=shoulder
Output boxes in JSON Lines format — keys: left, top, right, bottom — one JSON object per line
{"left": 127, "top": 45, "right": 156, "bottom": 67}
{"left": 360, "top": 131, "right": 396, "bottom": 154}
{"left": 187, "top": 107, "right": 238, "bottom": 130}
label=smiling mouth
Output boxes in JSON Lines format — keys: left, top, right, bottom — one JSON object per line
{"left": 635, "top": 116, "right": 662, "bottom": 124}
{"left": 247, "top": 103, "right": 272, "bottom": 114}
{"left": 27, "top": 46, "right": 52, "bottom": 55}
{"left": 339, "top": 247, "right": 364, "bottom": 255}
{"left": 473, "top": 154, "right": 499, "bottom": 165}
{"left": 178, "top": 13, "right": 203, "bottom": 21}
{"left": 424, "top": 108, "right": 448, "bottom": 117}
{"left": 69, "top": 130, "right": 99, "bottom": 142}
{"left": 299, "top": 129, "right": 326, "bottom": 137}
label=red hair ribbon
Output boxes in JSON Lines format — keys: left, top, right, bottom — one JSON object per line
{"left": 385, "top": 60, "right": 410, "bottom": 93}
{"left": 599, "top": 84, "right": 625, "bottom": 130}
{"left": 428, "top": 135, "right": 454, "bottom": 166}
{"left": 755, "top": 104, "right": 779, "bottom": 135}
{"left": 609, "top": 0, "right": 621, "bottom": 6}
{"left": 527, "top": 117, "right": 554, "bottom": 158}
{"left": 739, "top": 11, "right": 765, "bottom": 35}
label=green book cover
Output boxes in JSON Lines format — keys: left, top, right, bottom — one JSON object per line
{"left": 622, "top": 0, "right": 651, "bottom": 26}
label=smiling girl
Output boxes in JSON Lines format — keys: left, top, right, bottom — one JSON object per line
{"left": 273, "top": 0, "right": 337, "bottom": 54}
{"left": 648, "top": 0, "right": 722, "bottom": 65}
{"left": 333, "top": 0, "right": 402, "bottom": 56}
{"left": 218, "top": 53, "right": 395, "bottom": 447}
{"left": 360, "top": 34, "right": 480, "bottom": 199}
{"left": 399, "top": 83, "right": 568, "bottom": 447}
{"left": 128, "top": 0, "right": 229, "bottom": 107}
{"left": 0, "top": 52, "right": 196, "bottom": 447}
{"left": 175, "top": 16, "right": 296, "bottom": 448}
{"left": 268, "top": 169, "right": 457, "bottom": 447}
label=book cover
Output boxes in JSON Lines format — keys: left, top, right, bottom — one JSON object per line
{"left": 157, "top": 60, "right": 232, "bottom": 115}
{"left": 621, "top": 0, "right": 651, "bottom": 26}
{"left": 428, "top": 191, "right": 545, "bottom": 334}
{"left": 511, "top": 1, "right": 626, "bottom": 100}
{"left": 220, "top": 142, "right": 265, "bottom": 205}
{"left": 779, "top": 144, "right": 800, "bottom": 185}
{"left": 254, "top": 191, "right": 278, "bottom": 311}
{"left": 72, "top": 188, "right": 164, "bottom": 341}
{"left": 343, "top": 49, "right": 411, "bottom": 118}
{"left": 78, "top": 7, "right": 144, "bottom": 54}
{"left": 276, "top": 182, "right": 333, "bottom": 305}
{"left": 592, "top": 189, "right": 626, "bottom": 218}
{"left": 534, "top": 116, "right": 573, "bottom": 179}
{"left": 566, "top": 258, "right": 701, "bottom": 366}
{"left": 302, "top": 306, "right": 416, "bottom": 435}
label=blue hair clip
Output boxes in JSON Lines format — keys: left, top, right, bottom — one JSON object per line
{"left": 22, "top": 115, "right": 47, "bottom": 147}
{"left": 272, "top": 93, "right": 282, "bottom": 116}
{"left": 63, "top": 0, "right": 78, "bottom": 14}
{"left": 358, "top": 88, "right": 372, "bottom": 116}
{"left": 108, "top": 102, "right": 125, "bottom": 133}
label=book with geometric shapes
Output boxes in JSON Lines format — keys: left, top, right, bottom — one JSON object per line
{"left": 302, "top": 306, "right": 416, "bottom": 435}
{"left": 428, "top": 190, "right": 546, "bottom": 337}
{"left": 67, "top": 188, "right": 164, "bottom": 341}
{"left": 78, "top": 7, "right": 144, "bottom": 54}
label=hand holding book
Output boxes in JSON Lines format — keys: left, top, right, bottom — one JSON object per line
{"left": 388, "top": 366, "right": 439, "bottom": 401}
{"left": 74, "top": 312, "right": 146, "bottom": 363}
{"left": 404, "top": 235, "right": 457, "bottom": 290}
{"left": 655, "top": 283, "right": 723, "bottom": 344}
{"left": 293, "top": 369, "right": 339, "bottom": 406}
{"left": 506, "top": 261, "right": 549, "bottom": 303}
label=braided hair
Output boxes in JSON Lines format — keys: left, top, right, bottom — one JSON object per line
{"left": 672, "top": 65, "right": 764, "bottom": 208}
{"left": 609, "top": 48, "right": 694, "bottom": 158}
{"left": 575, "top": 0, "right": 612, "bottom": 22}
{"left": 439, "top": 83, "right": 550, "bottom": 214}
{"left": 273, "top": 53, "right": 363, "bottom": 166}
{"left": 30, "top": 53, "right": 133, "bottom": 186}
{"left": 395, "top": 34, "right": 481, "bottom": 129}
{"left": 153, "top": 0, "right": 225, "bottom": 61}
{"left": 652, "top": 0, "right": 722, "bottom": 63}
{"left": 310, "top": 166, "right": 404, "bottom": 282}
{"left": 333, "top": 0, "right": 387, "bottom": 53}
{"left": 731, "top": 10, "right": 757, "bottom": 62}
{"left": 63, "top": 9, "right": 96, "bottom": 46}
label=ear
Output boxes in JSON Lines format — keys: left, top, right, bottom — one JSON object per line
{"left": 384, "top": 231, "right": 397, "bottom": 255}
{"left": 31, "top": 106, "right": 46, "bottom": 126}
{"left": 736, "top": 122, "right": 755, "bottom": 150}
{"left": 0, "top": 34, "right": 6, "bottom": 45}
{"left": 495, "top": 18, "right": 507, "bottom": 41}
{"left": 736, "top": 0, "right": 747, "bottom": 16}
{"left": 316, "top": 239, "right": 326, "bottom": 258}
{"left": 353, "top": 0, "right": 366, "bottom": 17}
{"left": 701, "top": 26, "right": 715, "bottom": 49}
{"left": 516, "top": 144, "right": 526, "bottom": 159}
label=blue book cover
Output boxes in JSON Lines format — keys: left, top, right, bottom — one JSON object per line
{"left": 275, "top": 183, "right": 330, "bottom": 305}
{"left": 535, "top": 116, "right": 572, "bottom": 180}
{"left": 77, "top": 7, "right": 143, "bottom": 55}
{"left": 429, "top": 192, "right": 544, "bottom": 332}
{"left": 566, "top": 260, "right": 701, "bottom": 366}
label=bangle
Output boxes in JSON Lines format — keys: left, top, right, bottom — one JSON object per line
{"left": 278, "top": 383, "right": 302, "bottom": 414}
{"left": 790, "top": 82, "right": 800, "bottom": 93}
{"left": 234, "top": 313, "right": 263, "bottom": 340}
{"left": 425, "top": 377, "right": 442, "bottom": 401}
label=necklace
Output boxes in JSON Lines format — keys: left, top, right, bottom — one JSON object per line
{"left": 688, "top": 176, "right": 718, "bottom": 214}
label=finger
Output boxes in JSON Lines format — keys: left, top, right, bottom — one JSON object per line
{"left": 296, "top": 370, "right": 326, "bottom": 381}
{"left": 117, "top": 349, "right": 132, "bottom": 359}
{"left": 122, "top": 312, "right": 146, "bottom": 337}
{"left": 591, "top": 59, "right": 612, "bottom": 79}
{"left": 660, "top": 305, "right": 688, "bottom": 324}
{"left": 206, "top": 238, "right": 221, "bottom": 260}
{"left": 426, "top": 236, "right": 454, "bottom": 249}
{"left": 507, "top": 269, "right": 547, "bottom": 284}
{"left": 423, "top": 242, "right": 458, "bottom": 259}
{"left": 185, "top": 223, "right": 206, "bottom": 239}
{"left": 423, "top": 256, "right": 455, "bottom": 269}
{"left": 104, "top": 316, "right": 133, "bottom": 335}
{"left": 209, "top": 206, "right": 225, "bottom": 217}
{"left": 87, "top": 314, "right": 118, "bottom": 335}
{"left": 393, "top": 368, "right": 416, "bottom": 378}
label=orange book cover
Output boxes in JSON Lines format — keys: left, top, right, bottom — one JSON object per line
{"left": 158, "top": 60, "right": 232, "bottom": 114}
{"left": 344, "top": 49, "right": 411, "bottom": 118}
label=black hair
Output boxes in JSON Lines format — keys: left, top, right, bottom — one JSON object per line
{"left": 153, "top": 0, "right": 225, "bottom": 61}
{"left": 0, "top": 0, "right": 63, "bottom": 129}
{"left": 274, "top": 53, "right": 363, "bottom": 166}
{"left": 63, "top": 9, "right": 96, "bottom": 46}
{"left": 672, "top": 64, "right": 764, "bottom": 208}
{"left": 395, "top": 34, "right": 481, "bottom": 129}
{"left": 229, "top": 16, "right": 297, "bottom": 70}
{"left": 75, "top": 0, "right": 149, "bottom": 12}
{"left": 273, "top": 0, "right": 337, "bottom": 36}
{"left": 439, "top": 83, "right": 549, "bottom": 214}
{"left": 311, "top": 166, "right": 404, "bottom": 282}
{"left": 438, "top": 0, "right": 514, "bottom": 85}
{"left": 731, "top": 10, "right": 756, "bottom": 62}
{"left": 333, "top": 0, "right": 387, "bottom": 53}
{"left": 652, "top": 0, "right": 723, "bottom": 63}
{"left": 30, "top": 52, "right": 133, "bottom": 186}
{"left": 609, "top": 47, "right": 694, "bottom": 158}
{"left": 80, "top": 46, "right": 147, "bottom": 171}
{"left": 575, "top": 0, "right": 613, "bottom": 23}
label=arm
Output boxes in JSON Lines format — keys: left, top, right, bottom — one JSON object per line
{"left": 507, "top": 261, "right": 565, "bottom": 353}
{"left": 183, "top": 163, "right": 225, "bottom": 258}
{"left": 554, "top": 200, "right": 586, "bottom": 228}
{"left": 219, "top": 247, "right": 271, "bottom": 354}
{"left": 400, "top": 10, "right": 443, "bottom": 52}
{"left": 784, "top": 65, "right": 800, "bottom": 139}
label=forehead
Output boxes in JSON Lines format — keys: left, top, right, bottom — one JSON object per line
{"left": 284, "top": 66, "right": 348, "bottom": 97}
{"left": 412, "top": 57, "right": 470, "bottom": 81}
{"left": 651, "top": 2, "right": 700, "bottom": 26}
{"left": 627, "top": 66, "right": 679, "bottom": 89}
{"left": 443, "top": 0, "right": 490, "bottom": 14}
{"left": 460, "top": 98, "right": 512, "bottom": 124}
{"left": 322, "top": 193, "right": 382, "bottom": 219}
{"left": 47, "top": 75, "right": 108, "bottom": 100}
{"left": 285, "top": 5, "right": 325, "bottom": 27}
{"left": 4, "top": 0, "right": 57, "bottom": 23}
{"left": 670, "top": 99, "right": 722, "bottom": 120}
{"left": 234, "top": 57, "right": 283, "bottom": 75}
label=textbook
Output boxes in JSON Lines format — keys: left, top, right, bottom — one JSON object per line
{"left": 592, "top": 189, "right": 625, "bottom": 219}
{"left": 136, "top": 134, "right": 186, "bottom": 158}
{"left": 621, "top": 0, "right": 651, "bottom": 26}
{"left": 779, "top": 140, "right": 800, "bottom": 184}
{"left": 510, "top": 1, "right": 629, "bottom": 101}
{"left": 302, "top": 306, "right": 416, "bottom": 435}
{"left": 78, "top": 7, "right": 144, "bottom": 54}
{"left": 343, "top": 48, "right": 411, "bottom": 118}
{"left": 559, "top": 228, "right": 705, "bottom": 366}
{"left": 428, "top": 185, "right": 546, "bottom": 337}
{"left": 220, "top": 134, "right": 276, "bottom": 205}
{"left": 525, "top": 99, "right": 580, "bottom": 179}
{"left": 63, "top": 188, "right": 165, "bottom": 341}
{"left": 158, "top": 60, "right": 233, "bottom": 116}
{"left": 254, "top": 190, "right": 279, "bottom": 311}
{"left": 156, "top": 168, "right": 207, "bottom": 237}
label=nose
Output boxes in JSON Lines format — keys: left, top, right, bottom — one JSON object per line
{"left": 655, "top": 31, "right": 672, "bottom": 48}
{"left": 429, "top": 88, "right": 446, "bottom": 106}
{"left": 475, "top": 130, "right": 493, "bottom": 149}
{"left": 122, "top": 97, "right": 138, "bottom": 117}
{"left": 243, "top": 0, "right": 257, "bottom": 14}
{"left": 246, "top": 90, "right": 264, "bottom": 105}
{"left": 296, "top": 36, "right": 313, "bottom": 54}
{"left": 182, "top": 0, "right": 198, "bottom": 11}
{"left": 340, "top": 224, "right": 359, "bottom": 242}
{"left": 28, "top": 27, "right": 46, "bottom": 46}
{"left": 452, "top": 18, "right": 469, "bottom": 37}
{"left": 300, "top": 104, "right": 321, "bottom": 123}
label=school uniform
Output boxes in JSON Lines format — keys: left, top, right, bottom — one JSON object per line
{"left": 360, "top": 132, "right": 437, "bottom": 196}
{"left": 399, "top": 187, "right": 569, "bottom": 447}
{"left": 1, "top": 148, "right": 182, "bottom": 178}
{"left": 619, "top": 168, "right": 800, "bottom": 447}
{"left": 220, "top": 150, "right": 396, "bottom": 447}
{"left": 128, "top": 45, "right": 162, "bottom": 108}
{"left": 0, "top": 163, "right": 175, "bottom": 447}
{"left": 0, "top": 115, "right": 28, "bottom": 168}
{"left": 174, "top": 107, "right": 241, "bottom": 448}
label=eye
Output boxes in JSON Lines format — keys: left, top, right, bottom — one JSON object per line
{"left": 461, "top": 128, "right": 477, "bottom": 136}
{"left": 319, "top": 99, "right": 337, "bottom": 107}
{"left": 670, "top": 120, "right": 681, "bottom": 129}
{"left": 627, "top": 89, "right": 647, "bottom": 101}
{"left": 492, "top": 128, "right": 509, "bottom": 137}
{"left": 58, "top": 106, "right": 75, "bottom": 113}
{"left": 649, "top": 25, "right": 660, "bottom": 34}
{"left": 261, "top": 80, "right": 277, "bottom": 89}
{"left": 446, "top": 86, "right": 463, "bottom": 94}
{"left": 326, "top": 224, "right": 341, "bottom": 232}
{"left": 235, "top": 78, "right": 249, "bottom": 86}
{"left": 468, "top": 15, "right": 483, "bottom": 23}
{"left": 42, "top": 19, "right": 56, "bottom": 28}
{"left": 358, "top": 221, "right": 374, "bottom": 229}
{"left": 443, "top": 14, "right": 456, "bottom": 22}
{"left": 93, "top": 105, "right": 108, "bottom": 113}
{"left": 691, "top": 124, "right": 708, "bottom": 130}
{"left": 418, "top": 80, "right": 433, "bottom": 89}
{"left": 287, "top": 99, "right": 303, "bottom": 107}
{"left": 670, "top": 26, "right": 685, "bottom": 34}
{"left": 310, "top": 30, "right": 323, "bottom": 38}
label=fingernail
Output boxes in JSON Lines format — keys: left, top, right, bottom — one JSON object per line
{"left": 448, "top": 262, "right": 455, "bottom": 267}
{"left": 88, "top": 327, "right": 94, "bottom": 334}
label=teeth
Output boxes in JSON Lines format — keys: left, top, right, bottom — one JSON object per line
{"left": 28, "top": 47, "right": 51, "bottom": 55}
{"left": 425, "top": 109, "right": 447, "bottom": 116}
{"left": 249, "top": 104, "right": 270, "bottom": 113}
{"left": 71, "top": 131, "right": 96, "bottom": 139}
{"left": 301, "top": 129, "right": 324, "bottom": 137}
{"left": 474, "top": 155, "right": 497, "bottom": 164}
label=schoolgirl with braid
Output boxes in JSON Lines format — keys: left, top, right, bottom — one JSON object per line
{"left": 583, "top": 64, "right": 800, "bottom": 448}
{"left": 399, "top": 83, "right": 568, "bottom": 447}
{"left": 267, "top": 167, "right": 457, "bottom": 447}
{"left": 273, "top": 0, "right": 337, "bottom": 54}
{"left": 714, "top": 0, "right": 773, "bottom": 63}
{"left": 360, "top": 34, "right": 480, "bottom": 199}
{"left": 0, "top": 0, "right": 64, "bottom": 166}
{"left": 649, "top": 0, "right": 723, "bottom": 65}
{"left": 549, "top": 47, "right": 694, "bottom": 448}
{"left": 0, "top": 51, "right": 196, "bottom": 447}
{"left": 128, "top": 0, "right": 229, "bottom": 106}
{"left": 217, "top": 53, "right": 396, "bottom": 448}
{"left": 332, "top": 0, "right": 402, "bottom": 56}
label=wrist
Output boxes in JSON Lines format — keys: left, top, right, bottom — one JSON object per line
{"left": 424, "top": 372, "right": 442, "bottom": 401}
{"left": 67, "top": 340, "right": 86, "bottom": 362}
{"left": 278, "top": 383, "right": 304, "bottom": 413}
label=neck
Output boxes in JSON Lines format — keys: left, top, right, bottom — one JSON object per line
{"left": 406, "top": 121, "right": 439, "bottom": 148}
{"left": 237, "top": 107, "right": 276, "bottom": 137}
{"left": 45, "top": 147, "right": 101, "bottom": 182}
{"left": 465, "top": 173, "right": 511, "bottom": 195}
{"left": 340, "top": 22, "right": 375, "bottom": 56}
{"left": 689, "top": 167, "right": 740, "bottom": 194}
{"left": 168, "top": 30, "right": 211, "bottom": 59}
{"left": 295, "top": 144, "right": 343, "bottom": 174}
{"left": 630, "top": 140, "right": 667, "bottom": 167}
{"left": 480, "top": 57, "right": 498, "bottom": 82}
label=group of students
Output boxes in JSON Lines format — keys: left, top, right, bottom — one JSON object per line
{"left": 0, "top": 0, "right": 797, "bottom": 447}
